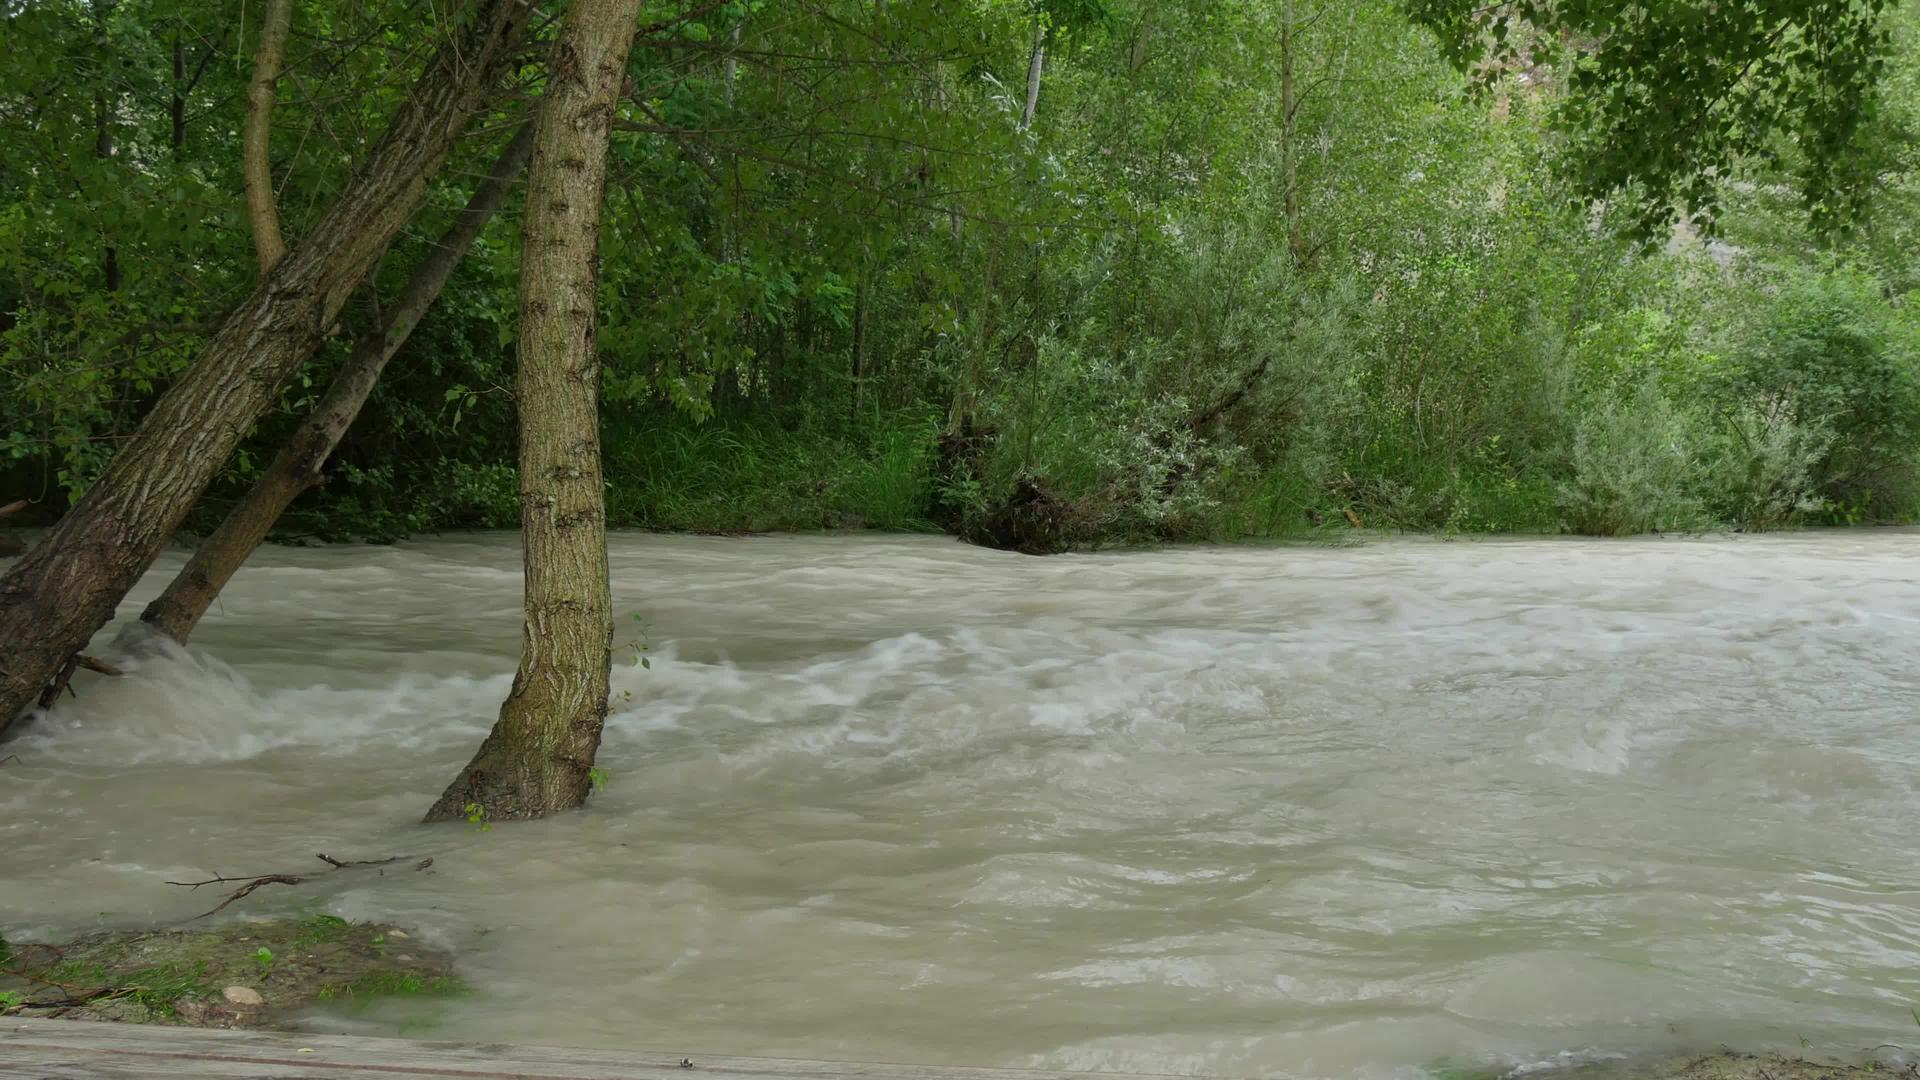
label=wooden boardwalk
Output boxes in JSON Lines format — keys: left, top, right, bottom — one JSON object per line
{"left": 1, "top": 1018, "right": 1143, "bottom": 1080}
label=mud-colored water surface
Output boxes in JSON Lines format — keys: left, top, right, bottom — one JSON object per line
{"left": 4, "top": 531, "right": 1918, "bottom": 1078}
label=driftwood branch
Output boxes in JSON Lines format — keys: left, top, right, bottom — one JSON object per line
{"left": 313, "top": 853, "right": 408, "bottom": 869}
{"left": 0, "top": 500, "right": 25, "bottom": 517}
{"left": 184, "top": 875, "right": 307, "bottom": 919}
{"left": 166, "top": 854, "right": 430, "bottom": 920}
{"left": 74, "top": 655, "right": 122, "bottom": 676}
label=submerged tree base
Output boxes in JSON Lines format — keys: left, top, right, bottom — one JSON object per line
{"left": 0, "top": 916, "right": 458, "bottom": 1028}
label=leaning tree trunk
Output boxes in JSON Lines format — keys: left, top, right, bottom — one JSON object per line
{"left": 0, "top": 0, "right": 528, "bottom": 736}
{"left": 136, "top": 118, "right": 537, "bottom": 646}
{"left": 424, "top": 0, "right": 642, "bottom": 824}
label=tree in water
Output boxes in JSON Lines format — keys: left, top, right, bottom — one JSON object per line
{"left": 425, "top": 0, "right": 645, "bottom": 823}
{"left": 0, "top": 0, "right": 530, "bottom": 736}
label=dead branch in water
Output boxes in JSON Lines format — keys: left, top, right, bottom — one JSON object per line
{"left": 74, "top": 655, "right": 122, "bottom": 676}
{"left": 180, "top": 874, "right": 308, "bottom": 919}
{"left": 313, "top": 853, "right": 413, "bottom": 869}
{"left": 36, "top": 653, "right": 126, "bottom": 710}
{"left": 167, "top": 853, "right": 430, "bottom": 920}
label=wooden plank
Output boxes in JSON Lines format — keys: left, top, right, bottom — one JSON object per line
{"left": 0, "top": 1019, "right": 1172, "bottom": 1080}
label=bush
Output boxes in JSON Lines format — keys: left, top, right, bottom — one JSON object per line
{"left": 597, "top": 411, "right": 940, "bottom": 533}
{"left": 1557, "top": 389, "right": 1708, "bottom": 536}
{"left": 1704, "top": 399, "right": 1833, "bottom": 531}
{"left": 965, "top": 341, "right": 1239, "bottom": 547}
{"left": 433, "top": 461, "right": 522, "bottom": 529}
{"left": 827, "top": 414, "right": 940, "bottom": 530}
{"left": 1726, "top": 270, "right": 1920, "bottom": 516}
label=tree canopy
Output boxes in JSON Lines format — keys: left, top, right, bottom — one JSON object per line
{"left": 2, "top": 0, "right": 1918, "bottom": 564}
{"left": 1403, "top": 0, "right": 1898, "bottom": 237}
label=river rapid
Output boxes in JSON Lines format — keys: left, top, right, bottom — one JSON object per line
{"left": 3, "top": 531, "right": 1918, "bottom": 1078}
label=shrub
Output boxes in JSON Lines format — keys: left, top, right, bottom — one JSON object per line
{"left": 1557, "top": 389, "right": 1708, "bottom": 536}
{"left": 1704, "top": 399, "right": 1833, "bottom": 531}
{"left": 1726, "top": 270, "right": 1920, "bottom": 516}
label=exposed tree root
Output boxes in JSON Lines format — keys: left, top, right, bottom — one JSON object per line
{"left": 966, "top": 475, "right": 1078, "bottom": 555}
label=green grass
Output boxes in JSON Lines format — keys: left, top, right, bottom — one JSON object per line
{"left": 601, "top": 411, "right": 940, "bottom": 533}
{"left": 4, "top": 920, "right": 460, "bottom": 1025}
{"left": 44, "top": 959, "right": 113, "bottom": 984}
{"left": 41, "top": 957, "right": 209, "bottom": 1016}
{"left": 293, "top": 914, "right": 353, "bottom": 948}
{"left": 120, "top": 962, "right": 211, "bottom": 1017}
{"left": 316, "top": 971, "right": 463, "bottom": 1001}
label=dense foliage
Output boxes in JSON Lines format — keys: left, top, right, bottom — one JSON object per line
{"left": 4, "top": 0, "right": 1919, "bottom": 549}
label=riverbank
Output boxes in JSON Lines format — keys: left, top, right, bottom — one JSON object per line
{"left": 5, "top": 917, "right": 1906, "bottom": 1079}
{"left": 5, "top": 509, "right": 1916, "bottom": 568}
{"left": 0, "top": 917, "right": 457, "bottom": 1028}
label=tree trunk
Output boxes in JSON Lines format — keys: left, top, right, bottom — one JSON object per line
{"left": 93, "top": 0, "right": 120, "bottom": 292}
{"left": 1129, "top": 10, "right": 1152, "bottom": 79}
{"left": 136, "top": 119, "right": 537, "bottom": 646}
{"left": 424, "top": 0, "right": 642, "bottom": 824}
{"left": 171, "top": 31, "right": 185, "bottom": 153}
{"left": 849, "top": 262, "right": 866, "bottom": 427}
{"left": 0, "top": 0, "right": 528, "bottom": 737}
{"left": 1019, "top": 20, "right": 1045, "bottom": 131}
{"left": 171, "top": 27, "right": 218, "bottom": 153}
{"left": 243, "top": 0, "right": 294, "bottom": 272}
{"left": 724, "top": 23, "right": 740, "bottom": 106}
{"left": 1280, "top": 6, "right": 1302, "bottom": 266}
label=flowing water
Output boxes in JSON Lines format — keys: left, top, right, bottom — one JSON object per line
{"left": 4, "top": 531, "right": 1920, "bottom": 1077}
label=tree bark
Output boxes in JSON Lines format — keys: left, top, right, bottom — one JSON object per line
{"left": 849, "top": 262, "right": 866, "bottom": 427}
{"left": 724, "top": 23, "right": 740, "bottom": 106}
{"left": 1019, "top": 20, "right": 1045, "bottom": 131}
{"left": 171, "top": 31, "right": 186, "bottom": 153}
{"left": 0, "top": 0, "right": 529, "bottom": 737}
{"left": 1129, "top": 9, "right": 1152, "bottom": 80}
{"left": 171, "top": 28, "right": 218, "bottom": 153}
{"left": 243, "top": 0, "right": 294, "bottom": 272}
{"left": 136, "top": 118, "right": 538, "bottom": 646}
{"left": 1280, "top": 4, "right": 1303, "bottom": 266}
{"left": 93, "top": 0, "right": 120, "bottom": 292}
{"left": 424, "top": 0, "right": 642, "bottom": 824}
